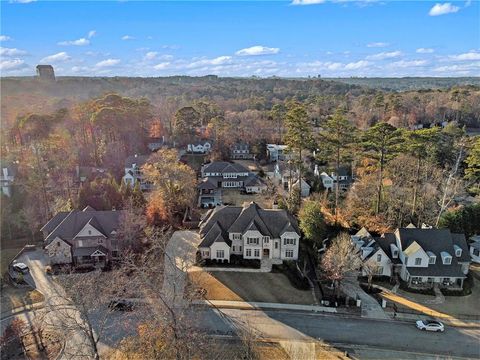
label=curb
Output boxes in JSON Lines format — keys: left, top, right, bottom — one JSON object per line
{"left": 197, "top": 300, "right": 480, "bottom": 329}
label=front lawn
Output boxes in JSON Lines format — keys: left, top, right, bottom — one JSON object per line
{"left": 188, "top": 270, "right": 315, "bottom": 305}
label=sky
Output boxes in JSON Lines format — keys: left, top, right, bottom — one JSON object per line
{"left": 1, "top": 0, "right": 479, "bottom": 78}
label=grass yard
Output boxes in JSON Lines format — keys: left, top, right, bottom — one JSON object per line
{"left": 189, "top": 270, "right": 315, "bottom": 305}
{"left": 221, "top": 189, "right": 273, "bottom": 208}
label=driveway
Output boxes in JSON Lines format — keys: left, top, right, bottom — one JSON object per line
{"left": 340, "top": 276, "right": 388, "bottom": 320}
{"left": 161, "top": 230, "right": 201, "bottom": 306}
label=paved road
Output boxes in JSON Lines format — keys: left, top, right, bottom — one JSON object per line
{"left": 197, "top": 307, "right": 480, "bottom": 359}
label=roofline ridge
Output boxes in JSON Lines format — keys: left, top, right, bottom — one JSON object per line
{"left": 45, "top": 209, "right": 76, "bottom": 241}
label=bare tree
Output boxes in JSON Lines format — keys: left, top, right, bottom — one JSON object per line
{"left": 321, "top": 233, "right": 363, "bottom": 297}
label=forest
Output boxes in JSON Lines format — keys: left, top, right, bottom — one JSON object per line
{"left": 1, "top": 76, "right": 479, "bottom": 243}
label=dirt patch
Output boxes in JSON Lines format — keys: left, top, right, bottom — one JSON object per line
{"left": 189, "top": 271, "right": 314, "bottom": 304}
{"left": 221, "top": 189, "right": 273, "bottom": 208}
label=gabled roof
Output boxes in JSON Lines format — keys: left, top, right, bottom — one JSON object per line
{"left": 202, "top": 161, "right": 249, "bottom": 174}
{"left": 72, "top": 245, "right": 109, "bottom": 257}
{"left": 395, "top": 228, "right": 470, "bottom": 277}
{"left": 355, "top": 227, "right": 372, "bottom": 239}
{"left": 197, "top": 178, "right": 218, "bottom": 190}
{"left": 199, "top": 202, "right": 299, "bottom": 248}
{"left": 198, "top": 221, "right": 231, "bottom": 248}
{"left": 40, "top": 211, "right": 71, "bottom": 234}
{"left": 43, "top": 208, "right": 124, "bottom": 244}
{"left": 404, "top": 240, "right": 423, "bottom": 256}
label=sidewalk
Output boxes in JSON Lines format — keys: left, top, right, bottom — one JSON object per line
{"left": 194, "top": 299, "right": 350, "bottom": 313}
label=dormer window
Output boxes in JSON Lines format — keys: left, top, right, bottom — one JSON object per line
{"left": 414, "top": 258, "right": 422, "bottom": 266}
{"left": 427, "top": 251, "right": 436, "bottom": 265}
{"left": 376, "top": 254, "right": 382, "bottom": 262}
{"left": 454, "top": 245, "right": 462, "bottom": 257}
{"left": 441, "top": 251, "right": 452, "bottom": 265}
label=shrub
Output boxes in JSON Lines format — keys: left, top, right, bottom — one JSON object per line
{"left": 441, "top": 273, "right": 474, "bottom": 296}
{"left": 399, "top": 281, "right": 435, "bottom": 296}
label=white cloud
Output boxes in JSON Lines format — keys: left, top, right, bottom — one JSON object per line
{"left": 428, "top": 3, "right": 460, "bottom": 16}
{"left": 95, "top": 58, "right": 121, "bottom": 67}
{"left": 0, "top": 59, "right": 28, "bottom": 71}
{"left": 434, "top": 62, "right": 480, "bottom": 73}
{"left": 0, "top": 47, "right": 28, "bottom": 57}
{"left": 367, "top": 42, "right": 389, "bottom": 48}
{"left": 40, "top": 52, "right": 71, "bottom": 63}
{"left": 344, "top": 60, "right": 370, "bottom": 70}
{"left": 121, "top": 35, "right": 135, "bottom": 41}
{"left": 389, "top": 60, "right": 428, "bottom": 68}
{"left": 465, "top": 0, "right": 472, "bottom": 7}
{"left": 449, "top": 51, "right": 480, "bottom": 61}
{"left": 10, "top": 0, "right": 37, "bottom": 3}
{"left": 366, "top": 50, "right": 402, "bottom": 60}
{"left": 58, "top": 38, "right": 90, "bottom": 46}
{"left": 291, "top": 0, "right": 325, "bottom": 5}
{"left": 187, "top": 56, "right": 232, "bottom": 68}
{"left": 235, "top": 45, "right": 280, "bottom": 56}
{"left": 143, "top": 51, "right": 158, "bottom": 61}
{"left": 88, "top": 30, "right": 96, "bottom": 38}
{"left": 0, "top": 35, "right": 12, "bottom": 41}
{"left": 153, "top": 62, "right": 170, "bottom": 70}
{"left": 416, "top": 48, "right": 434, "bottom": 54}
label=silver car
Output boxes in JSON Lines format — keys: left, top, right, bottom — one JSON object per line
{"left": 416, "top": 320, "right": 445, "bottom": 332}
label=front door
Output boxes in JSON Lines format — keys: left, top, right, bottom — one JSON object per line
{"left": 263, "top": 249, "right": 270, "bottom": 258}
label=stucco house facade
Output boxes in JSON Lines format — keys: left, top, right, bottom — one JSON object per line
{"left": 198, "top": 202, "right": 300, "bottom": 263}
{"left": 41, "top": 206, "right": 125, "bottom": 269}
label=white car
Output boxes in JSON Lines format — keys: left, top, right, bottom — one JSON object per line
{"left": 12, "top": 262, "right": 29, "bottom": 274}
{"left": 416, "top": 320, "right": 445, "bottom": 332}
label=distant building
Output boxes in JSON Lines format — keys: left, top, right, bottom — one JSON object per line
{"left": 36, "top": 65, "right": 55, "bottom": 80}
{"left": 122, "top": 154, "right": 153, "bottom": 191}
{"left": 267, "top": 144, "right": 291, "bottom": 162}
{"left": 231, "top": 143, "right": 253, "bottom": 160}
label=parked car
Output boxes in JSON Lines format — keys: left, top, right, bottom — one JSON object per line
{"left": 12, "top": 262, "right": 29, "bottom": 274}
{"left": 416, "top": 320, "right": 445, "bottom": 332}
{"left": 108, "top": 299, "right": 134, "bottom": 312}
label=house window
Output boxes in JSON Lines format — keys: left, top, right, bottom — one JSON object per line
{"left": 392, "top": 250, "right": 398, "bottom": 258}
{"left": 239, "top": 246, "right": 242, "bottom": 252}
{"left": 474, "top": 249, "right": 480, "bottom": 256}
{"left": 246, "top": 249, "right": 252, "bottom": 257}
{"left": 78, "top": 240, "right": 83, "bottom": 247}
{"left": 285, "top": 250, "right": 294, "bottom": 258}
{"left": 233, "top": 234, "right": 241, "bottom": 240}
{"left": 275, "top": 242, "right": 279, "bottom": 249}
{"left": 98, "top": 239, "right": 103, "bottom": 244}
{"left": 232, "top": 246, "right": 236, "bottom": 252}
{"left": 254, "top": 249, "right": 260, "bottom": 257}
{"left": 284, "top": 238, "right": 296, "bottom": 246}
{"left": 429, "top": 256, "right": 436, "bottom": 264}
{"left": 88, "top": 230, "right": 92, "bottom": 235}
{"left": 202, "top": 250, "right": 210, "bottom": 257}
{"left": 112, "top": 250, "right": 119, "bottom": 258}
{"left": 456, "top": 249, "right": 462, "bottom": 257}
{"left": 247, "top": 238, "right": 259, "bottom": 245}
{"left": 414, "top": 258, "right": 422, "bottom": 266}
{"left": 377, "top": 266, "right": 383, "bottom": 275}
{"left": 263, "top": 237, "right": 269, "bottom": 244}
{"left": 216, "top": 250, "right": 224, "bottom": 259}
{"left": 376, "top": 254, "right": 382, "bottom": 262}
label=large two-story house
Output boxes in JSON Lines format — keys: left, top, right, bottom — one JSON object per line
{"left": 352, "top": 226, "right": 471, "bottom": 290}
{"left": 198, "top": 202, "right": 300, "bottom": 263}
{"left": 198, "top": 162, "right": 266, "bottom": 208}
{"left": 231, "top": 143, "right": 254, "bottom": 160}
{"left": 41, "top": 206, "right": 124, "bottom": 269}
{"left": 122, "top": 154, "right": 153, "bottom": 191}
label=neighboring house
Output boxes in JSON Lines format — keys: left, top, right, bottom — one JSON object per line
{"left": 351, "top": 228, "right": 397, "bottom": 277}
{"left": 0, "top": 163, "right": 16, "bottom": 197}
{"left": 148, "top": 136, "right": 165, "bottom": 152}
{"left": 187, "top": 141, "right": 212, "bottom": 154}
{"left": 267, "top": 144, "right": 290, "bottom": 162}
{"left": 197, "top": 161, "right": 266, "bottom": 208}
{"left": 290, "top": 178, "right": 311, "bottom": 198}
{"left": 319, "top": 167, "right": 352, "bottom": 191}
{"left": 198, "top": 202, "right": 300, "bottom": 262}
{"left": 469, "top": 235, "right": 480, "bottom": 264}
{"left": 394, "top": 228, "right": 470, "bottom": 289}
{"left": 352, "top": 227, "right": 471, "bottom": 290}
{"left": 231, "top": 143, "right": 254, "bottom": 160}
{"left": 41, "top": 206, "right": 124, "bottom": 269}
{"left": 122, "top": 154, "right": 153, "bottom": 191}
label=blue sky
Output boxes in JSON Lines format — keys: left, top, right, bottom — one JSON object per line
{"left": 1, "top": 0, "right": 479, "bottom": 77}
